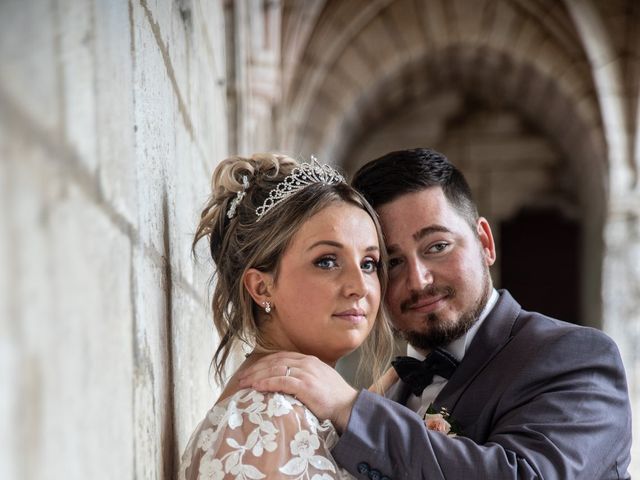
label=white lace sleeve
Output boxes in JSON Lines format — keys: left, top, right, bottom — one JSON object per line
{"left": 179, "top": 389, "right": 353, "bottom": 480}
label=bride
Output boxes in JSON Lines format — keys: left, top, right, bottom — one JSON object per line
{"left": 180, "top": 153, "right": 393, "bottom": 479}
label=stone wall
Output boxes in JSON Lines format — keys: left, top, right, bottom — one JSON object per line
{"left": 0, "top": 1, "right": 229, "bottom": 478}
{"left": 2, "top": 0, "right": 639, "bottom": 478}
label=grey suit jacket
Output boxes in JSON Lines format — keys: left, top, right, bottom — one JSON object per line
{"left": 332, "top": 290, "right": 631, "bottom": 479}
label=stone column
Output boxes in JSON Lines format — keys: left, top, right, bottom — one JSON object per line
{"left": 226, "top": 0, "right": 282, "bottom": 154}
{"left": 601, "top": 195, "right": 640, "bottom": 473}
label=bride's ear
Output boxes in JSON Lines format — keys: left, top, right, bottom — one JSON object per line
{"left": 243, "top": 268, "right": 274, "bottom": 306}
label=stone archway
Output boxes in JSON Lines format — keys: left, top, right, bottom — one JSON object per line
{"left": 279, "top": 0, "right": 609, "bottom": 328}
{"left": 277, "top": 0, "right": 640, "bottom": 468}
{"left": 330, "top": 47, "right": 605, "bottom": 330}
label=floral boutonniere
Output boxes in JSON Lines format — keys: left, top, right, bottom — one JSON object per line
{"left": 423, "top": 405, "right": 462, "bottom": 437}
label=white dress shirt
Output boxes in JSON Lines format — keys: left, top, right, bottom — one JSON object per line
{"left": 405, "top": 289, "right": 499, "bottom": 417}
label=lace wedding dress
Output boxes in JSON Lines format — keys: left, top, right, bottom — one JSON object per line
{"left": 179, "top": 388, "right": 355, "bottom": 480}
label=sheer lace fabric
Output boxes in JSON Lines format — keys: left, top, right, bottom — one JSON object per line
{"left": 179, "top": 389, "right": 355, "bottom": 480}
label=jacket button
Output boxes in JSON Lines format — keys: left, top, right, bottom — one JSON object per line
{"left": 357, "top": 462, "right": 370, "bottom": 474}
{"left": 369, "top": 469, "right": 381, "bottom": 480}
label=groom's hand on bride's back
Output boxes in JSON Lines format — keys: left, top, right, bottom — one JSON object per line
{"left": 238, "top": 351, "right": 358, "bottom": 433}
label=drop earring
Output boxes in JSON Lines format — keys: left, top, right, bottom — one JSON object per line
{"left": 263, "top": 301, "right": 272, "bottom": 313}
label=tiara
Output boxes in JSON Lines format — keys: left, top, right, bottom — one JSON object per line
{"left": 255, "top": 158, "right": 345, "bottom": 220}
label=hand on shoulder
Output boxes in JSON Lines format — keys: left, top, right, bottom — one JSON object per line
{"left": 238, "top": 351, "right": 359, "bottom": 432}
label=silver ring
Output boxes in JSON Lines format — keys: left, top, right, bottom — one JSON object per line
{"left": 285, "top": 366, "right": 291, "bottom": 377}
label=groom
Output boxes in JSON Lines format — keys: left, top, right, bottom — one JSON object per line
{"left": 240, "top": 148, "right": 632, "bottom": 479}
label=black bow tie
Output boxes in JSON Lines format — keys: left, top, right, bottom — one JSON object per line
{"left": 391, "top": 348, "right": 460, "bottom": 396}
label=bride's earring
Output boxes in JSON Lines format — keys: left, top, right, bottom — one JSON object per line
{"left": 263, "top": 301, "right": 272, "bottom": 314}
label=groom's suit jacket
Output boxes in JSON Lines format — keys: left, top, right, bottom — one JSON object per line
{"left": 332, "top": 290, "right": 631, "bottom": 479}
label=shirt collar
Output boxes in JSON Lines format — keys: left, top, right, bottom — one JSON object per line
{"left": 407, "top": 288, "right": 499, "bottom": 362}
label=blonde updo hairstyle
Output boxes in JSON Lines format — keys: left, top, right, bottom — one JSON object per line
{"left": 194, "top": 153, "right": 393, "bottom": 385}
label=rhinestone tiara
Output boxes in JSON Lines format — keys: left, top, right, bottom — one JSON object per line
{"left": 255, "top": 157, "right": 345, "bottom": 220}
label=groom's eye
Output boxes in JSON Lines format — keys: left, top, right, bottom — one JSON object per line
{"left": 427, "top": 242, "right": 449, "bottom": 254}
{"left": 388, "top": 257, "right": 403, "bottom": 269}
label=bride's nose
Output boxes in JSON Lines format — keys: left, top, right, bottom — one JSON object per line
{"left": 341, "top": 262, "right": 367, "bottom": 298}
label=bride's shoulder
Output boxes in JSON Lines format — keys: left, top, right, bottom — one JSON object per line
{"left": 224, "top": 388, "right": 307, "bottom": 418}
{"left": 179, "top": 388, "right": 342, "bottom": 480}
{"left": 219, "top": 388, "right": 332, "bottom": 432}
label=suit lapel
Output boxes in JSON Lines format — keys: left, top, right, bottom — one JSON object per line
{"left": 434, "top": 290, "right": 521, "bottom": 413}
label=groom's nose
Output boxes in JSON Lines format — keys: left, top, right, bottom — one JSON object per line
{"left": 406, "top": 258, "right": 434, "bottom": 292}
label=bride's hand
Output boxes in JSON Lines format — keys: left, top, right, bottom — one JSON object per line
{"left": 237, "top": 351, "right": 358, "bottom": 433}
{"left": 368, "top": 367, "right": 399, "bottom": 395}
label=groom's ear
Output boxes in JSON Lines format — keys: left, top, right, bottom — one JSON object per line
{"left": 477, "top": 217, "right": 496, "bottom": 266}
{"left": 243, "top": 268, "right": 274, "bottom": 305}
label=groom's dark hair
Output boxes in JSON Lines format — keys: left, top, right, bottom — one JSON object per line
{"left": 351, "top": 147, "right": 479, "bottom": 229}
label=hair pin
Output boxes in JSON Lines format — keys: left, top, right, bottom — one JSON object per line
{"left": 227, "top": 175, "right": 250, "bottom": 219}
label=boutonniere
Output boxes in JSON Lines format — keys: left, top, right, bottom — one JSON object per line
{"left": 423, "top": 405, "right": 462, "bottom": 437}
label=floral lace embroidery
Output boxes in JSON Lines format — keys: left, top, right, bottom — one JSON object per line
{"left": 179, "top": 389, "right": 353, "bottom": 480}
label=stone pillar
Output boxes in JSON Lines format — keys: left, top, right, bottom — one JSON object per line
{"left": 601, "top": 197, "right": 640, "bottom": 473}
{"left": 226, "top": 0, "right": 282, "bottom": 154}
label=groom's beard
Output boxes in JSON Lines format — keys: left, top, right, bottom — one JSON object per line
{"left": 398, "top": 264, "right": 492, "bottom": 352}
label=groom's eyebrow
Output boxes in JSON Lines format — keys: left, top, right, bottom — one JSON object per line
{"left": 413, "top": 225, "right": 451, "bottom": 241}
{"left": 386, "top": 225, "right": 452, "bottom": 254}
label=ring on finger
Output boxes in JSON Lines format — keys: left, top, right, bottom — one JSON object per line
{"left": 285, "top": 366, "right": 292, "bottom": 377}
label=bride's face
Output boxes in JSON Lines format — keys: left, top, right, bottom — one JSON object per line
{"left": 265, "top": 202, "right": 381, "bottom": 365}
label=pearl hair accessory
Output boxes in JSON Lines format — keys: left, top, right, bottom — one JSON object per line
{"left": 255, "top": 157, "right": 345, "bottom": 220}
{"left": 226, "top": 175, "right": 250, "bottom": 219}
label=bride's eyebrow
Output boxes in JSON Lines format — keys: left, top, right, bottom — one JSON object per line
{"left": 307, "top": 240, "right": 343, "bottom": 251}
{"left": 306, "top": 241, "right": 380, "bottom": 252}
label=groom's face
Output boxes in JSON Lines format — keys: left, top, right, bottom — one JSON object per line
{"left": 377, "top": 187, "right": 496, "bottom": 352}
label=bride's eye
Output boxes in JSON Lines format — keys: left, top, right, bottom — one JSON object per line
{"left": 361, "top": 258, "right": 379, "bottom": 274}
{"left": 314, "top": 256, "right": 338, "bottom": 269}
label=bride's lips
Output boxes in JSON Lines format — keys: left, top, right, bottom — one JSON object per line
{"left": 407, "top": 294, "right": 448, "bottom": 314}
{"left": 334, "top": 308, "right": 367, "bottom": 323}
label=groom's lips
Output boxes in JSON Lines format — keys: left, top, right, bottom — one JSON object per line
{"left": 406, "top": 294, "right": 448, "bottom": 314}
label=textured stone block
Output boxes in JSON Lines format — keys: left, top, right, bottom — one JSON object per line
{"left": 58, "top": 0, "right": 98, "bottom": 172}
{"left": 487, "top": 1, "right": 518, "bottom": 49}
{"left": 131, "top": 3, "right": 178, "bottom": 255}
{"left": 165, "top": 121, "right": 213, "bottom": 286}
{"left": 171, "top": 283, "right": 218, "bottom": 456}
{"left": 0, "top": 0, "right": 60, "bottom": 131}
{"left": 419, "top": 0, "right": 449, "bottom": 47}
{"left": 356, "top": 15, "right": 403, "bottom": 71}
{"left": 2, "top": 127, "right": 134, "bottom": 479}
{"left": 131, "top": 245, "right": 172, "bottom": 479}
{"left": 46, "top": 183, "right": 134, "bottom": 479}
{"left": 452, "top": 0, "right": 487, "bottom": 43}
{"left": 468, "top": 138, "right": 558, "bottom": 169}
{"left": 94, "top": 0, "right": 138, "bottom": 225}
{"left": 337, "top": 44, "right": 375, "bottom": 90}
{"left": 488, "top": 168, "right": 553, "bottom": 220}
{"left": 386, "top": 0, "right": 425, "bottom": 59}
